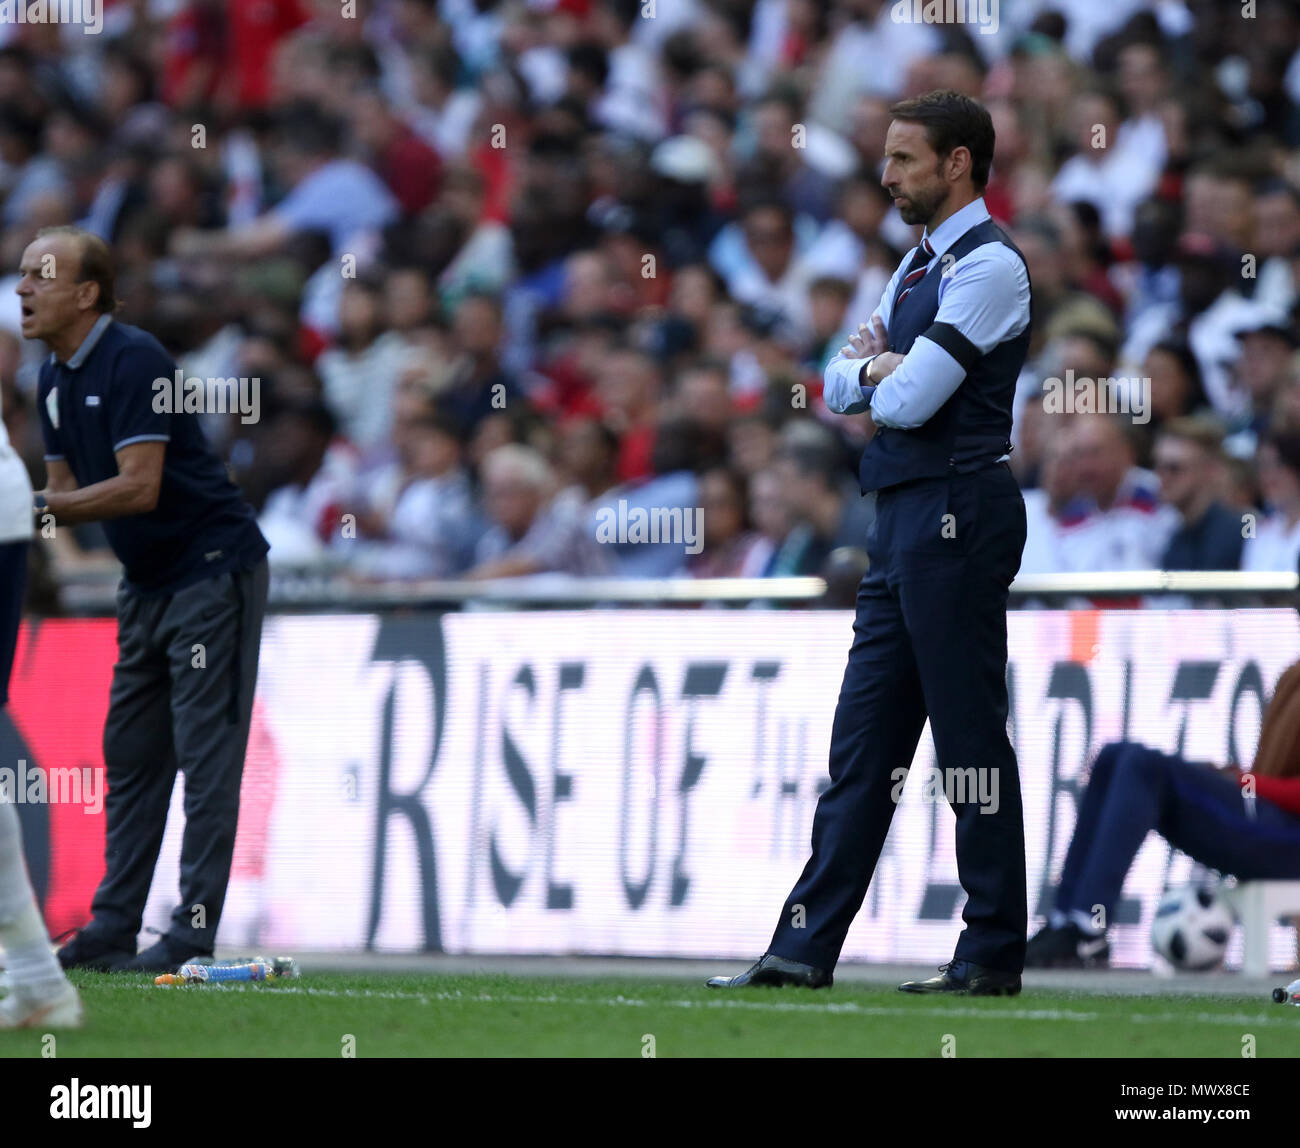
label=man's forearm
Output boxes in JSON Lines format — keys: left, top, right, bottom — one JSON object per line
{"left": 822, "top": 351, "right": 876, "bottom": 414}
{"left": 41, "top": 475, "right": 158, "bottom": 525}
{"left": 868, "top": 338, "right": 968, "bottom": 428}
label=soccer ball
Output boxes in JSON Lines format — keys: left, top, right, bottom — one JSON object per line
{"left": 1150, "top": 885, "right": 1236, "bottom": 971}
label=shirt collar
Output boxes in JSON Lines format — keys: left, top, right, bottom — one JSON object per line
{"left": 59, "top": 313, "right": 114, "bottom": 370}
{"left": 922, "top": 197, "right": 991, "bottom": 261}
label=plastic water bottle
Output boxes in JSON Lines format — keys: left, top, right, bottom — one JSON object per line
{"left": 187, "top": 955, "right": 299, "bottom": 977}
{"left": 1270, "top": 978, "right": 1300, "bottom": 1004}
{"left": 154, "top": 955, "right": 298, "bottom": 986}
{"left": 155, "top": 958, "right": 270, "bottom": 986}
{"left": 266, "top": 956, "right": 299, "bottom": 980}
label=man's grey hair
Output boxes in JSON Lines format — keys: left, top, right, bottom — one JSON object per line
{"left": 482, "top": 444, "right": 554, "bottom": 492}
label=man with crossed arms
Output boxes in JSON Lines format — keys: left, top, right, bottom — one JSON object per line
{"left": 710, "top": 90, "right": 1033, "bottom": 996}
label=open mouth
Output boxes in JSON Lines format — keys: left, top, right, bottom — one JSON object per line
{"left": 19, "top": 304, "right": 33, "bottom": 322}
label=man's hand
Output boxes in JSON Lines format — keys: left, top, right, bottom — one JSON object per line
{"left": 866, "top": 352, "right": 904, "bottom": 383}
{"left": 38, "top": 442, "right": 164, "bottom": 525}
{"left": 834, "top": 316, "right": 893, "bottom": 437}
{"left": 840, "top": 315, "right": 888, "bottom": 360}
{"left": 839, "top": 316, "right": 903, "bottom": 383}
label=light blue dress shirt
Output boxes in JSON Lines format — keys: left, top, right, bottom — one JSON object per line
{"left": 822, "top": 197, "right": 1031, "bottom": 429}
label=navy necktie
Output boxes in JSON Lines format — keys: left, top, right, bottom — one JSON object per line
{"left": 895, "top": 237, "right": 935, "bottom": 309}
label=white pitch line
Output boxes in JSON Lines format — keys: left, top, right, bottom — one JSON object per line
{"left": 87, "top": 982, "right": 1294, "bottom": 1026}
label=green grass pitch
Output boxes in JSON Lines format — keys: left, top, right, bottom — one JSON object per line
{"left": 1, "top": 971, "right": 1297, "bottom": 1057}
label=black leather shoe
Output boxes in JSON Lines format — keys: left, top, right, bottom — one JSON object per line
{"left": 897, "top": 959, "right": 1021, "bottom": 996}
{"left": 112, "top": 936, "right": 211, "bottom": 974}
{"left": 1024, "top": 923, "right": 1109, "bottom": 969}
{"left": 706, "top": 953, "right": 832, "bottom": 989}
{"left": 55, "top": 928, "right": 135, "bottom": 972}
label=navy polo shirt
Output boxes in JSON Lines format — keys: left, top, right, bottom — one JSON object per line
{"left": 37, "top": 314, "right": 269, "bottom": 596}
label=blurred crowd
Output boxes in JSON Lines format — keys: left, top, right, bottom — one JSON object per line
{"left": 3, "top": 0, "right": 1300, "bottom": 597}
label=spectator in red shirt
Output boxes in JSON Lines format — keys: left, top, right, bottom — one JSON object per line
{"left": 598, "top": 343, "right": 662, "bottom": 484}
{"left": 349, "top": 87, "right": 442, "bottom": 216}
{"left": 225, "top": 0, "right": 312, "bottom": 112}
{"left": 161, "top": 0, "right": 225, "bottom": 110}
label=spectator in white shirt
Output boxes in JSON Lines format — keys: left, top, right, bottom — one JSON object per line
{"left": 1242, "top": 432, "right": 1300, "bottom": 573}
{"left": 468, "top": 444, "right": 612, "bottom": 580}
{"left": 1121, "top": 233, "right": 1284, "bottom": 421}
{"left": 407, "top": 44, "right": 482, "bottom": 160}
{"left": 722, "top": 199, "right": 816, "bottom": 345}
{"left": 1252, "top": 180, "right": 1300, "bottom": 316}
{"left": 589, "top": 0, "right": 665, "bottom": 142}
{"left": 1019, "top": 418, "right": 1083, "bottom": 577}
{"left": 1115, "top": 41, "right": 1170, "bottom": 180}
{"left": 316, "top": 274, "right": 416, "bottom": 465}
{"left": 343, "top": 405, "right": 479, "bottom": 580}
{"left": 256, "top": 396, "right": 355, "bottom": 570}
{"left": 807, "top": 2, "right": 939, "bottom": 135}
{"left": 1051, "top": 86, "right": 1163, "bottom": 240}
{"left": 802, "top": 176, "right": 896, "bottom": 342}
{"left": 802, "top": 175, "right": 894, "bottom": 281}
{"left": 436, "top": 164, "right": 516, "bottom": 305}
{"left": 1054, "top": 414, "right": 1178, "bottom": 572}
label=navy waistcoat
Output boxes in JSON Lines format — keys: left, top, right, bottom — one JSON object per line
{"left": 858, "top": 218, "right": 1032, "bottom": 493}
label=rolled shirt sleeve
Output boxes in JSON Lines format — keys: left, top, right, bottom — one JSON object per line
{"left": 822, "top": 254, "right": 907, "bottom": 415}
{"left": 822, "top": 348, "right": 875, "bottom": 414}
{"left": 868, "top": 244, "right": 1030, "bottom": 429}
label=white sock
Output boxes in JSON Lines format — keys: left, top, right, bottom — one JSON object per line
{"left": 2, "top": 914, "right": 66, "bottom": 994}
{"left": 0, "top": 799, "right": 67, "bottom": 994}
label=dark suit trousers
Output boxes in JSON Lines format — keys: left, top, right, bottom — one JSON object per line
{"left": 91, "top": 558, "right": 269, "bottom": 954}
{"left": 768, "top": 462, "right": 1028, "bottom": 973}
